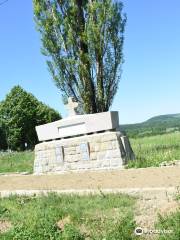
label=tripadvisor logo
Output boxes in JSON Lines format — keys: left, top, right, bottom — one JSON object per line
{"left": 134, "top": 227, "right": 173, "bottom": 236}
{"left": 134, "top": 227, "right": 143, "bottom": 236}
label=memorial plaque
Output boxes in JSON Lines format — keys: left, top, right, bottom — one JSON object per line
{"left": 80, "top": 142, "right": 90, "bottom": 161}
{"left": 55, "top": 145, "right": 64, "bottom": 164}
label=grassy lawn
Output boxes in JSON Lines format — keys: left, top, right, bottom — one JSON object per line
{"left": 0, "top": 151, "right": 34, "bottom": 173}
{"left": 0, "top": 193, "right": 179, "bottom": 239}
{"left": 128, "top": 132, "right": 180, "bottom": 168}
{"left": 0, "top": 193, "right": 138, "bottom": 240}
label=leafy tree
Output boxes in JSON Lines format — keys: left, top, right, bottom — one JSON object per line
{"left": 0, "top": 117, "right": 7, "bottom": 150}
{"left": 36, "top": 102, "right": 61, "bottom": 125}
{"left": 33, "top": 0, "right": 126, "bottom": 113}
{"left": 0, "top": 86, "right": 61, "bottom": 151}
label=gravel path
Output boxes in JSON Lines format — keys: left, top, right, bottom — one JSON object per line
{"left": 0, "top": 166, "right": 179, "bottom": 191}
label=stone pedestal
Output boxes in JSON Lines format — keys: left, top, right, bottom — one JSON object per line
{"left": 34, "top": 131, "right": 133, "bottom": 174}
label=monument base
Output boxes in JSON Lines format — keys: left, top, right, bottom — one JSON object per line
{"left": 34, "top": 131, "right": 134, "bottom": 174}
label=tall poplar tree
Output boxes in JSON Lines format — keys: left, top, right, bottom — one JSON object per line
{"left": 33, "top": 0, "right": 126, "bottom": 113}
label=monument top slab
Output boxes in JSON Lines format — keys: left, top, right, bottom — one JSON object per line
{"left": 36, "top": 111, "right": 119, "bottom": 142}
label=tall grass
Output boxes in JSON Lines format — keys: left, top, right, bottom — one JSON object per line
{"left": 128, "top": 132, "right": 180, "bottom": 168}
{"left": 0, "top": 193, "right": 138, "bottom": 240}
{"left": 156, "top": 211, "right": 180, "bottom": 240}
{"left": 154, "top": 193, "right": 180, "bottom": 240}
{"left": 0, "top": 151, "right": 34, "bottom": 173}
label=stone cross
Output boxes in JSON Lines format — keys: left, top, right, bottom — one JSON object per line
{"left": 66, "top": 97, "right": 78, "bottom": 117}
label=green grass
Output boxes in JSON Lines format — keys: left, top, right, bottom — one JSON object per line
{"left": 0, "top": 194, "right": 179, "bottom": 240}
{"left": 154, "top": 194, "right": 180, "bottom": 240}
{"left": 0, "top": 193, "right": 139, "bottom": 240}
{"left": 0, "top": 151, "right": 34, "bottom": 173}
{"left": 127, "top": 132, "right": 180, "bottom": 168}
{"left": 1, "top": 132, "right": 180, "bottom": 173}
{"left": 155, "top": 211, "right": 180, "bottom": 240}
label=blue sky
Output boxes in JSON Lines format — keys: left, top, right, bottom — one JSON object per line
{"left": 0, "top": 0, "right": 179, "bottom": 124}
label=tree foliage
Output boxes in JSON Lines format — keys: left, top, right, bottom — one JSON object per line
{"left": 0, "top": 86, "right": 61, "bottom": 151}
{"left": 33, "top": 0, "right": 126, "bottom": 113}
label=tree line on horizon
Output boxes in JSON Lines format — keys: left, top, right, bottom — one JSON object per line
{"left": 121, "top": 116, "right": 180, "bottom": 138}
{"left": 0, "top": 86, "right": 61, "bottom": 151}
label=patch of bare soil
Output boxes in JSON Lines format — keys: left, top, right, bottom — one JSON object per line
{"left": 56, "top": 216, "right": 71, "bottom": 231}
{"left": 0, "top": 220, "right": 12, "bottom": 233}
{"left": 134, "top": 190, "right": 179, "bottom": 229}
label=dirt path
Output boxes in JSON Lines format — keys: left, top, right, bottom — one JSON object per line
{"left": 0, "top": 166, "right": 179, "bottom": 191}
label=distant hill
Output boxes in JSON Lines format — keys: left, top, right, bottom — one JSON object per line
{"left": 120, "top": 113, "right": 180, "bottom": 138}
{"left": 146, "top": 113, "right": 180, "bottom": 123}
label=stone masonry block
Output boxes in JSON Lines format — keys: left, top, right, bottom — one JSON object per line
{"left": 34, "top": 131, "right": 132, "bottom": 174}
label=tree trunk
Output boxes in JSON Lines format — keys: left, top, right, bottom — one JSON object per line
{"left": 75, "top": 0, "right": 97, "bottom": 113}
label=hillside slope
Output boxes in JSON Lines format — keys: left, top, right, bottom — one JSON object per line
{"left": 121, "top": 113, "right": 180, "bottom": 137}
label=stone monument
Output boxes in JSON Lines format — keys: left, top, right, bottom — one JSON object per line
{"left": 34, "top": 98, "right": 134, "bottom": 174}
